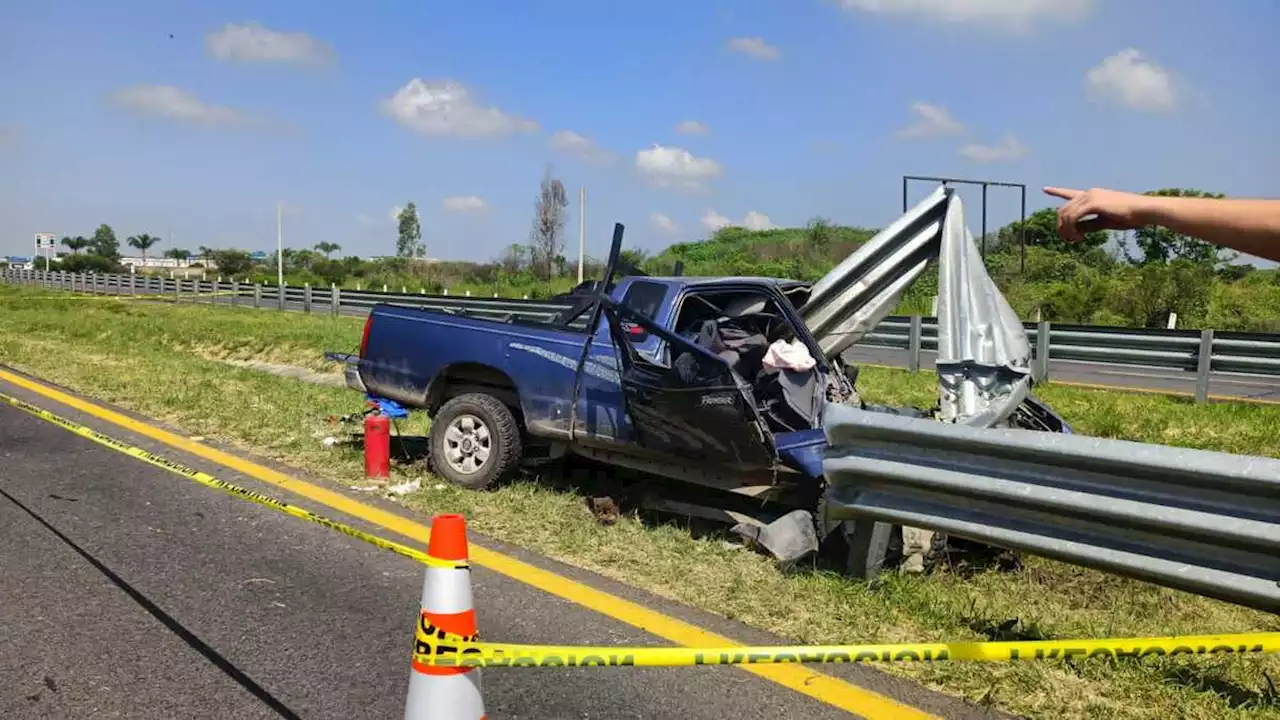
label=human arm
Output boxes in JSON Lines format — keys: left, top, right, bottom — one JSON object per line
{"left": 1044, "top": 186, "right": 1280, "bottom": 262}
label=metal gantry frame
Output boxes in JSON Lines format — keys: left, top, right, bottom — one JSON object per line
{"left": 902, "top": 175, "right": 1028, "bottom": 273}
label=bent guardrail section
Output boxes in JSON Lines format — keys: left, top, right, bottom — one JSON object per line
{"left": 821, "top": 403, "right": 1280, "bottom": 613}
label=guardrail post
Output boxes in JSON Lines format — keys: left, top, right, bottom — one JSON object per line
{"left": 232, "top": 280, "right": 240, "bottom": 306}
{"left": 907, "top": 315, "right": 922, "bottom": 373}
{"left": 304, "top": 283, "right": 312, "bottom": 313}
{"left": 331, "top": 284, "right": 340, "bottom": 316}
{"left": 254, "top": 283, "right": 262, "bottom": 308}
{"left": 278, "top": 283, "right": 286, "bottom": 311}
{"left": 1034, "top": 322, "right": 1051, "bottom": 382}
{"left": 175, "top": 277, "right": 181, "bottom": 303}
{"left": 1195, "top": 329, "right": 1213, "bottom": 403}
{"left": 130, "top": 273, "right": 136, "bottom": 296}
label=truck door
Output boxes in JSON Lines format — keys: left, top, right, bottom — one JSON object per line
{"left": 600, "top": 302, "right": 776, "bottom": 468}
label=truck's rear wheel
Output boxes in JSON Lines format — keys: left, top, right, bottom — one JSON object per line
{"left": 429, "top": 393, "right": 522, "bottom": 490}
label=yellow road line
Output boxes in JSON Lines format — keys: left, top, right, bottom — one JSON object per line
{"left": 0, "top": 368, "right": 935, "bottom": 720}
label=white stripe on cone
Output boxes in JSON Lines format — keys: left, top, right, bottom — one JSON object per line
{"left": 405, "top": 667, "right": 484, "bottom": 720}
{"left": 421, "top": 567, "right": 474, "bottom": 615}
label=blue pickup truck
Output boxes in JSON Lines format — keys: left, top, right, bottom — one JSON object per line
{"left": 332, "top": 189, "right": 1071, "bottom": 572}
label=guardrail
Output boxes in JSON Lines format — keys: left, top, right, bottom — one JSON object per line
{"left": 5, "top": 268, "right": 1279, "bottom": 402}
{"left": 858, "top": 316, "right": 1280, "bottom": 400}
{"left": 821, "top": 403, "right": 1280, "bottom": 613}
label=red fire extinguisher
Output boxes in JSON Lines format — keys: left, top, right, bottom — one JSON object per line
{"left": 364, "top": 412, "right": 391, "bottom": 478}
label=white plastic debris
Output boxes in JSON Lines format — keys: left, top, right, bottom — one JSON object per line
{"left": 762, "top": 338, "right": 816, "bottom": 372}
{"left": 321, "top": 436, "right": 338, "bottom": 448}
{"left": 386, "top": 479, "right": 421, "bottom": 496}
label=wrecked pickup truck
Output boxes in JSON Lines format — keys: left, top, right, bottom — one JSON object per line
{"left": 328, "top": 188, "right": 1071, "bottom": 574}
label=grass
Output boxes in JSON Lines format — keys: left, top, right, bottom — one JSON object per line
{"left": 1, "top": 283, "right": 1278, "bottom": 719}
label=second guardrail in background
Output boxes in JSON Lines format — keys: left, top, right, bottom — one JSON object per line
{"left": 5, "top": 268, "right": 1279, "bottom": 402}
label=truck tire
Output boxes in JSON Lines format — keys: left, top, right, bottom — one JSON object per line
{"left": 429, "top": 393, "right": 522, "bottom": 490}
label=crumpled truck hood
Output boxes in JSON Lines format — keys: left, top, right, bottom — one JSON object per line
{"left": 798, "top": 186, "right": 1031, "bottom": 426}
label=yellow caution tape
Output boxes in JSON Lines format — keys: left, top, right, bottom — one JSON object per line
{"left": 9, "top": 387, "right": 1280, "bottom": 670}
{"left": 412, "top": 616, "right": 1280, "bottom": 667}
{"left": 0, "top": 391, "right": 466, "bottom": 570}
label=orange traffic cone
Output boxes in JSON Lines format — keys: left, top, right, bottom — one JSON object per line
{"left": 404, "top": 514, "right": 485, "bottom": 719}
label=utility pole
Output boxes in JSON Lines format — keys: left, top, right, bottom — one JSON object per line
{"left": 577, "top": 185, "right": 586, "bottom": 284}
{"left": 276, "top": 201, "right": 284, "bottom": 287}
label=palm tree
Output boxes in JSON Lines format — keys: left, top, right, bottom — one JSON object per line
{"left": 197, "top": 245, "right": 213, "bottom": 260}
{"left": 164, "top": 248, "right": 191, "bottom": 260}
{"left": 314, "top": 241, "right": 341, "bottom": 258}
{"left": 127, "top": 233, "right": 160, "bottom": 261}
{"left": 61, "top": 236, "right": 89, "bottom": 254}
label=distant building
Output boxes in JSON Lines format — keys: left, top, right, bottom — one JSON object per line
{"left": 4, "top": 256, "right": 34, "bottom": 270}
{"left": 120, "top": 256, "right": 196, "bottom": 269}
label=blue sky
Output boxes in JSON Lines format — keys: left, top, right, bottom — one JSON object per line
{"left": 1, "top": 0, "right": 1277, "bottom": 262}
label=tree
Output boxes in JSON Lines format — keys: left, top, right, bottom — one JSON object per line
{"left": 127, "top": 233, "right": 160, "bottom": 261}
{"left": 90, "top": 224, "right": 120, "bottom": 259}
{"left": 997, "top": 207, "right": 1108, "bottom": 254}
{"left": 529, "top": 166, "right": 568, "bottom": 280}
{"left": 207, "top": 249, "right": 254, "bottom": 278}
{"left": 396, "top": 203, "right": 423, "bottom": 258}
{"left": 314, "top": 241, "right": 341, "bottom": 258}
{"left": 164, "top": 247, "right": 190, "bottom": 260}
{"left": 806, "top": 217, "right": 836, "bottom": 249}
{"left": 61, "top": 236, "right": 89, "bottom": 254}
{"left": 499, "top": 244, "right": 528, "bottom": 274}
{"left": 197, "top": 245, "right": 213, "bottom": 260}
{"left": 1130, "top": 188, "right": 1229, "bottom": 266}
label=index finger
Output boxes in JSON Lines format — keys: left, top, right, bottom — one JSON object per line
{"left": 1043, "top": 186, "right": 1080, "bottom": 202}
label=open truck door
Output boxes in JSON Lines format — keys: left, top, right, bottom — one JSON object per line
{"left": 598, "top": 300, "right": 777, "bottom": 468}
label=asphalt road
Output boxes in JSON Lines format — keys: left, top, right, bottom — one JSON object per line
{"left": 0, "top": 386, "right": 995, "bottom": 719}
{"left": 842, "top": 346, "right": 1280, "bottom": 403}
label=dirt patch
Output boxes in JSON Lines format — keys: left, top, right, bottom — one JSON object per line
{"left": 221, "top": 359, "right": 346, "bottom": 387}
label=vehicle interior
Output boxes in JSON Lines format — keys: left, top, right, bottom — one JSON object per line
{"left": 664, "top": 288, "right": 827, "bottom": 434}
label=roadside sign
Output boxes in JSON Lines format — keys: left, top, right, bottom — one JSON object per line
{"left": 34, "top": 233, "right": 56, "bottom": 249}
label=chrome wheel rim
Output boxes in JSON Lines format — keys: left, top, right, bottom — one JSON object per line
{"left": 442, "top": 414, "right": 491, "bottom": 475}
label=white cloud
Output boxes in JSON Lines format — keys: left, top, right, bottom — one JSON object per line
{"left": 958, "top": 133, "right": 1028, "bottom": 163}
{"left": 651, "top": 212, "right": 680, "bottom": 237}
{"left": 726, "top": 36, "right": 780, "bottom": 61}
{"left": 743, "top": 211, "right": 776, "bottom": 231}
{"left": 674, "top": 120, "right": 709, "bottom": 135}
{"left": 206, "top": 23, "right": 333, "bottom": 66}
{"left": 701, "top": 209, "right": 774, "bottom": 232}
{"left": 1085, "top": 48, "right": 1176, "bottom": 112}
{"left": 549, "top": 130, "right": 614, "bottom": 164}
{"left": 701, "top": 209, "right": 732, "bottom": 232}
{"left": 442, "top": 195, "right": 488, "bottom": 214}
{"left": 896, "top": 102, "right": 964, "bottom": 139}
{"left": 382, "top": 79, "right": 538, "bottom": 137}
{"left": 636, "top": 144, "right": 723, "bottom": 190}
{"left": 110, "top": 85, "right": 245, "bottom": 126}
{"left": 836, "top": 0, "right": 1093, "bottom": 32}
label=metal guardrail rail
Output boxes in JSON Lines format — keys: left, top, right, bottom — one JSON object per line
{"left": 822, "top": 403, "right": 1280, "bottom": 613}
{"left": 858, "top": 316, "right": 1280, "bottom": 401}
{"left": 5, "top": 268, "right": 1279, "bottom": 401}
